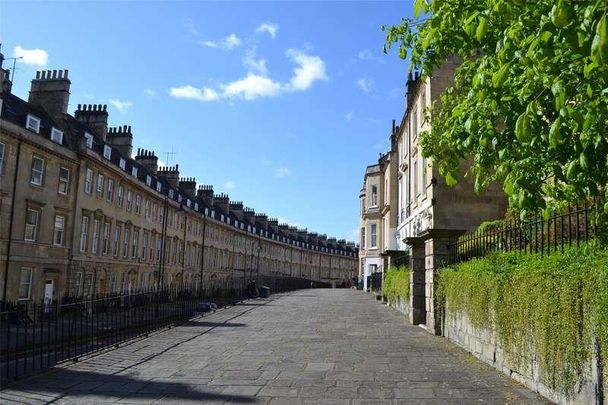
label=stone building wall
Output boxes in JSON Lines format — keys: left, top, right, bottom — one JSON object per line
{"left": 443, "top": 306, "right": 605, "bottom": 405}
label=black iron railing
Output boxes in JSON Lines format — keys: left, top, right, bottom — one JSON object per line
{"left": 0, "top": 275, "right": 325, "bottom": 386}
{"left": 450, "top": 200, "right": 607, "bottom": 264}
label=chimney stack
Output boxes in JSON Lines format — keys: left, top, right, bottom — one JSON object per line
{"left": 134, "top": 148, "right": 159, "bottom": 175}
{"left": 107, "top": 125, "right": 133, "bottom": 157}
{"left": 179, "top": 177, "right": 197, "bottom": 198}
{"left": 214, "top": 193, "right": 230, "bottom": 213}
{"left": 229, "top": 201, "right": 244, "bottom": 220}
{"left": 197, "top": 185, "right": 214, "bottom": 206}
{"left": 75, "top": 104, "right": 109, "bottom": 141}
{"left": 29, "top": 69, "right": 71, "bottom": 121}
{"left": 0, "top": 52, "right": 12, "bottom": 93}
{"left": 157, "top": 164, "right": 180, "bottom": 189}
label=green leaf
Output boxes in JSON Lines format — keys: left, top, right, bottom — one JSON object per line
{"left": 445, "top": 172, "right": 458, "bottom": 187}
{"left": 476, "top": 17, "right": 488, "bottom": 42}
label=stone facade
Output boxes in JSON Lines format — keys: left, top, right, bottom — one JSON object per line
{"left": 0, "top": 57, "right": 358, "bottom": 304}
{"left": 358, "top": 136, "right": 400, "bottom": 291}
{"left": 359, "top": 58, "right": 508, "bottom": 330}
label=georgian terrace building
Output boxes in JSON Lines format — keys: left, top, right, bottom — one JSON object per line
{"left": 0, "top": 58, "right": 358, "bottom": 304}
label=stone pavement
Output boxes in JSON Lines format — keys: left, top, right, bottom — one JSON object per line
{"left": 1, "top": 289, "right": 549, "bottom": 404}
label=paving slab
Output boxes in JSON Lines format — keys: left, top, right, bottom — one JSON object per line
{"left": 0, "top": 289, "right": 550, "bottom": 404}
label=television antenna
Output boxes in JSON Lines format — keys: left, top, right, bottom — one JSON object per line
{"left": 164, "top": 147, "right": 177, "bottom": 166}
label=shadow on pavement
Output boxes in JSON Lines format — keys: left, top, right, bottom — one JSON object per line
{"left": 181, "top": 321, "right": 247, "bottom": 328}
{"left": 4, "top": 369, "right": 257, "bottom": 403}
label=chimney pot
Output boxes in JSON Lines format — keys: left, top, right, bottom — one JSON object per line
{"left": 36, "top": 71, "right": 41, "bottom": 79}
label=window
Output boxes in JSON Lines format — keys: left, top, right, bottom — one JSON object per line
{"left": 0, "top": 142, "right": 5, "bottom": 176}
{"left": 50, "top": 127, "right": 63, "bottom": 144}
{"left": 142, "top": 232, "right": 148, "bottom": 260}
{"left": 113, "top": 227, "right": 120, "bottom": 256}
{"left": 145, "top": 200, "right": 150, "bottom": 218}
{"left": 135, "top": 194, "right": 141, "bottom": 214}
{"left": 370, "top": 224, "right": 377, "bottom": 248}
{"left": 25, "top": 208, "right": 39, "bottom": 241}
{"left": 422, "top": 156, "right": 428, "bottom": 192}
{"left": 26, "top": 115, "right": 40, "bottom": 133}
{"left": 123, "top": 228, "right": 129, "bottom": 258}
{"left": 110, "top": 272, "right": 116, "bottom": 293}
{"left": 92, "top": 219, "right": 100, "bottom": 254}
{"left": 96, "top": 174, "right": 104, "bottom": 198}
{"left": 131, "top": 167, "right": 138, "bottom": 177}
{"left": 53, "top": 215, "right": 65, "bottom": 246}
{"left": 30, "top": 156, "right": 44, "bottom": 186}
{"left": 370, "top": 185, "right": 378, "bottom": 207}
{"left": 119, "top": 158, "right": 126, "bottom": 170}
{"left": 132, "top": 230, "right": 139, "bottom": 258}
{"left": 156, "top": 182, "right": 162, "bottom": 192}
{"left": 126, "top": 190, "right": 132, "bottom": 211}
{"left": 413, "top": 158, "right": 419, "bottom": 196}
{"left": 361, "top": 227, "right": 366, "bottom": 249}
{"left": 106, "top": 179, "right": 114, "bottom": 202}
{"left": 102, "top": 222, "right": 110, "bottom": 255}
{"left": 117, "top": 186, "right": 124, "bottom": 207}
{"left": 19, "top": 268, "right": 33, "bottom": 300}
{"left": 146, "top": 175, "right": 151, "bottom": 186}
{"left": 75, "top": 272, "right": 83, "bottom": 296}
{"left": 58, "top": 167, "right": 70, "bottom": 195}
{"left": 84, "top": 168, "right": 93, "bottom": 194}
{"left": 156, "top": 237, "right": 161, "bottom": 262}
{"left": 80, "top": 216, "right": 89, "bottom": 252}
{"left": 84, "top": 132, "right": 93, "bottom": 148}
{"left": 103, "top": 145, "right": 112, "bottom": 160}
{"left": 150, "top": 234, "right": 155, "bottom": 261}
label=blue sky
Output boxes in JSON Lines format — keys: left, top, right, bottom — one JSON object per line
{"left": 1, "top": 1, "right": 412, "bottom": 243}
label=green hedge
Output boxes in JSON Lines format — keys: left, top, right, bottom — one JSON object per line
{"left": 383, "top": 265, "right": 410, "bottom": 303}
{"left": 437, "top": 245, "right": 608, "bottom": 396}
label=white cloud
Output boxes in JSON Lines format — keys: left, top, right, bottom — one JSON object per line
{"left": 201, "top": 33, "right": 242, "bottom": 50}
{"left": 345, "top": 112, "right": 354, "bottom": 121}
{"left": 144, "top": 88, "right": 157, "bottom": 97}
{"left": 170, "top": 49, "right": 327, "bottom": 103}
{"left": 357, "top": 49, "right": 385, "bottom": 64}
{"left": 274, "top": 167, "right": 292, "bottom": 178}
{"left": 108, "top": 98, "right": 133, "bottom": 113}
{"left": 223, "top": 74, "right": 282, "bottom": 100}
{"left": 277, "top": 217, "right": 300, "bottom": 228}
{"left": 285, "top": 48, "right": 327, "bottom": 91}
{"left": 243, "top": 48, "right": 268, "bottom": 75}
{"left": 169, "top": 85, "right": 219, "bottom": 102}
{"left": 14, "top": 45, "right": 48, "bottom": 66}
{"left": 346, "top": 228, "right": 360, "bottom": 243}
{"left": 184, "top": 18, "right": 200, "bottom": 36}
{"left": 356, "top": 78, "right": 375, "bottom": 95}
{"left": 256, "top": 22, "right": 279, "bottom": 38}
{"left": 224, "top": 180, "right": 236, "bottom": 190}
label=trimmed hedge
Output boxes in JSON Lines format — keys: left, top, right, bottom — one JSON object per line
{"left": 437, "top": 244, "right": 608, "bottom": 396}
{"left": 383, "top": 265, "right": 410, "bottom": 303}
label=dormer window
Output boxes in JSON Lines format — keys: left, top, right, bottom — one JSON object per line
{"left": 119, "top": 158, "right": 126, "bottom": 170}
{"left": 156, "top": 182, "right": 162, "bottom": 192}
{"left": 50, "top": 127, "right": 63, "bottom": 144}
{"left": 177, "top": 194, "right": 182, "bottom": 203}
{"left": 103, "top": 145, "right": 112, "bottom": 160}
{"left": 169, "top": 189, "right": 174, "bottom": 198}
{"left": 131, "top": 167, "right": 138, "bottom": 177}
{"left": 211, "top": 210, "right": 215, "bottom": 218}
{"left": 221, "top": 214, "right": 224, "bottom": 222}
{"left": 194, "top": 203, "right": 198, "bottom": 211}
{"left": 240, "top": 223, "right": 244, "bottom": 230}
{"left": 146, "top": 175, "right": 151, "bottom": 186}
{"left": 84, "top": 132, "right": 93, "bottom": 148}
{"left": 205, "top": 208, "right": 209, "bottom": 216}
{"left": 186, "top": 199, "right": 191, "bottom": 208}
{"left": 26, "top": 115, "right": 41, "bottom": 133}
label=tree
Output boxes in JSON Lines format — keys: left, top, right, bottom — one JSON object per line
{"left": 384, "top": 0, "right": 608, "bottom": 217}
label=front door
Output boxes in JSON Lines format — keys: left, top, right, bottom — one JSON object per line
{"left": 44, "top": 279, "right": 54, "bottom": 312}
